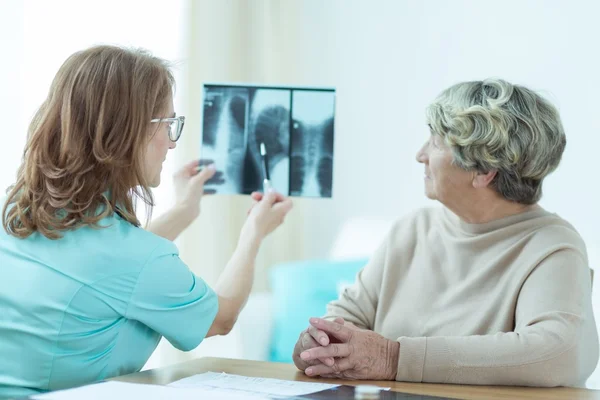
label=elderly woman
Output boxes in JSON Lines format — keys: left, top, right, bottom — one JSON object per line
{"left": 292, "top": 79, "right": 598, "bottom": 387}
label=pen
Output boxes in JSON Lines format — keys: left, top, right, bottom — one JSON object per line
{"left": 260, "top": 142, "right": 273, "bottom": 193}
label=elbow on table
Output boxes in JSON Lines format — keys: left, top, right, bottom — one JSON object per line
{"left": 530, "top": 342, "right": 599, "bottom": 387}
{"left": 207, "top": 316, "right": 237, "bottom": 337}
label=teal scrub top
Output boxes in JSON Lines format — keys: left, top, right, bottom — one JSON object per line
{"left": 0, "top": 200, "right": 218, "bottom": 398}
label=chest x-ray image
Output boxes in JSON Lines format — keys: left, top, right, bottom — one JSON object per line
{"left": 201, "top": 83, "right": 336, "bottom": 198}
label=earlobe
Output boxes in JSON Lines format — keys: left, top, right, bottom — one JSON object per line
{"left": 471, "top": 171, "right": 480, "bottom": 188}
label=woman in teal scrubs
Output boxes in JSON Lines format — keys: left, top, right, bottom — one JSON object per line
{"left": 0, "top": 45, "right": 293, "bottom": 398}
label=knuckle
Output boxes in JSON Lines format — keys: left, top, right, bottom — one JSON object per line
{"left": 301, "top": 336, "right": 310, "bottom": 348}
{"left": 347, "top": 329, "right": 354, "bottom": 341}
{"left": 349, "top": 343, "right": 356, "bottom": 355}
{"left": 302, "top": 332, "right": 317, "bottom": 348}
{"left": 332, "top": 345, "right": 340, "bottom": 356}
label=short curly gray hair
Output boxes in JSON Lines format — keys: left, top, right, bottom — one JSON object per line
{"left": 426, "top": 79, "right": 566, "bottom": 205}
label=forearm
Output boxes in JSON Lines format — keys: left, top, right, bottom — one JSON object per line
{"left": 207, "top": 232, "right": 261, "bottom": 336}
{"left": 397, "top": 316, "right": 592, "bottom": 386}
{"left": 147, "top": 205, "right": 198, "bottom": 241}
{"left": 215, "top": 235, "right": 260, "bottom": 308}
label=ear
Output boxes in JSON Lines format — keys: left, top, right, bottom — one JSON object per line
{"left": 472, "top": 170, "right": 497, "bottom": 189}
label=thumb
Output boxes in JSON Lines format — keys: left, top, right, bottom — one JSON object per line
{"left": 191, "top": 164, "right": 216, "bottom": 185}
{"left": 333, "top": 317, "right": 345, "bottom": 325}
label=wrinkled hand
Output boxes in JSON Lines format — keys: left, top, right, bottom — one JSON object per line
{"left": 299, "top": 318, "right": 399, "bottom": 381}
{"left": 241, "top": 191, "right": 293, "bottom": 242}
{"left": 293, "top": 317, "right": 346, "bottom": 371}
{"left": 173, "top": 159, "right": 224, "bottom": 217}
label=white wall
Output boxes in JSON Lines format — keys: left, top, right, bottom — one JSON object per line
{"left": 288, "top": 0, "right": 600, "bottom": 263}
{"left": 0, "top": 0, "right": 189, "bottom": 218}
{"left": 0, "top": 0, "right": 25, "bottom": 195}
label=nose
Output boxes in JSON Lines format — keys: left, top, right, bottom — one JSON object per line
{"left": 169, "top": 139, "right": 177, "bottom": 150}
{"left": 416, "top": 141, "right": 428, "bottom": 164}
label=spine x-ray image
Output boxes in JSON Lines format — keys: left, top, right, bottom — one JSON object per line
{"left": 201, "top": 84, "right": 335, "bottom": 198}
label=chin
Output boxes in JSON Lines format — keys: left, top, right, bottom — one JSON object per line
{"left": 424, "top": 189, "right": 437, "bottom": 201}
{"left": 424, "top": 180, "right": 437, "bottom": 200}
{"left": 149, "top": 176, "right": 161, "bottom": 188}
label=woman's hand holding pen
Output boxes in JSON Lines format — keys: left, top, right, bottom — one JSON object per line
{"left": 246, "top": 191, "right": 284, "bottom": 216}
{"left": 241, "top": 191, "right": 293, "bottom": 244}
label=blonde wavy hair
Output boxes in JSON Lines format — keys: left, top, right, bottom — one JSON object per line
{"left": 3, "top": 45, "right": 174, "bottom": 239}
{"left": 426, "top": 78, "right": 566, "bottom": 204}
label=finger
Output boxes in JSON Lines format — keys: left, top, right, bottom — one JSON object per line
{"left": 300, "top": 332, "right": 334, "bottom": 366}
{"left": 301, "top": 330, "right": 319, "bottom": 348}
{"left": 250, "top": 192, "right": 263, "bottom": 202}
{"left": 183, "top": 159, "right": 204, "bottom": 172}
{"left": 272, "top": 198, "right": 293, "bottom": 215}
{"left": 180, "top": 159, "right": 213, "bottom": 176}
{"left": 274, "top": 192, "right": 286, "bottom": 202}
{"left": 332, "top": 317, "right": 358, "bottom": 330}
{"left": 191, "top": 163, "right": 221, "bottom": 178}
{"left": 259, "top": 191, "right": 280, "bottom": 207}
{"left": 327, "top": 317, "right": 347, "bottom": 344}
{"left": 191, "top": 164, "right": 216, "bottom": 184}
{"left": 322, "top": 357, "right": 335, "bottom": 367}
{"left": 308, "top": 325, "right": 330, "bottom": 346}
{"left": 252, "top": 191, "right": 285, "bottom": 202}
{"left": 305, "top": 358, "right": 354, "bottom": 377}
{"left": 309, "top": 318, "right": 353, "bottom": 342}
{"left": 300, "top": 343, "right": 351, "bottom": 361}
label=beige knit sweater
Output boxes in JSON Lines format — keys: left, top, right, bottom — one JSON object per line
{"left": 324, "top": 207, "right": 598, "bottom": 387}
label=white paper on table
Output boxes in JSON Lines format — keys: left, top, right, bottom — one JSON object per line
{"left": 169, "top": 371, "right": 340, "bottom": 396}
{"left": 32, "top": 381, "right": 272, "bottom": 400}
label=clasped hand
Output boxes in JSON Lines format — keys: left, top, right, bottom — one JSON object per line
{"left": 293, "top": 318, "right": 399, "bottom": 381}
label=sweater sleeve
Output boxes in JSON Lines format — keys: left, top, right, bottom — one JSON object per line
{"left": 322, "top": 231, "right": 389, "bottom": 330}
{"left": 396, "top": 249, "right": 599, "bottom": 387}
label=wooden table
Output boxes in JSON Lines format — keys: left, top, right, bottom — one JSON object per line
{"left": 113, "top": 357, "right": 600, "bottom": 400}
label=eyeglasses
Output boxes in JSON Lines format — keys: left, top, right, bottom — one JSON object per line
{"left": 150, "top": 116, "right": 185, "bottom": 142}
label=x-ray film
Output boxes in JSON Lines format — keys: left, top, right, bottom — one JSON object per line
{"left": 201, "top": 83, "right": 335, "bottom": 198}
